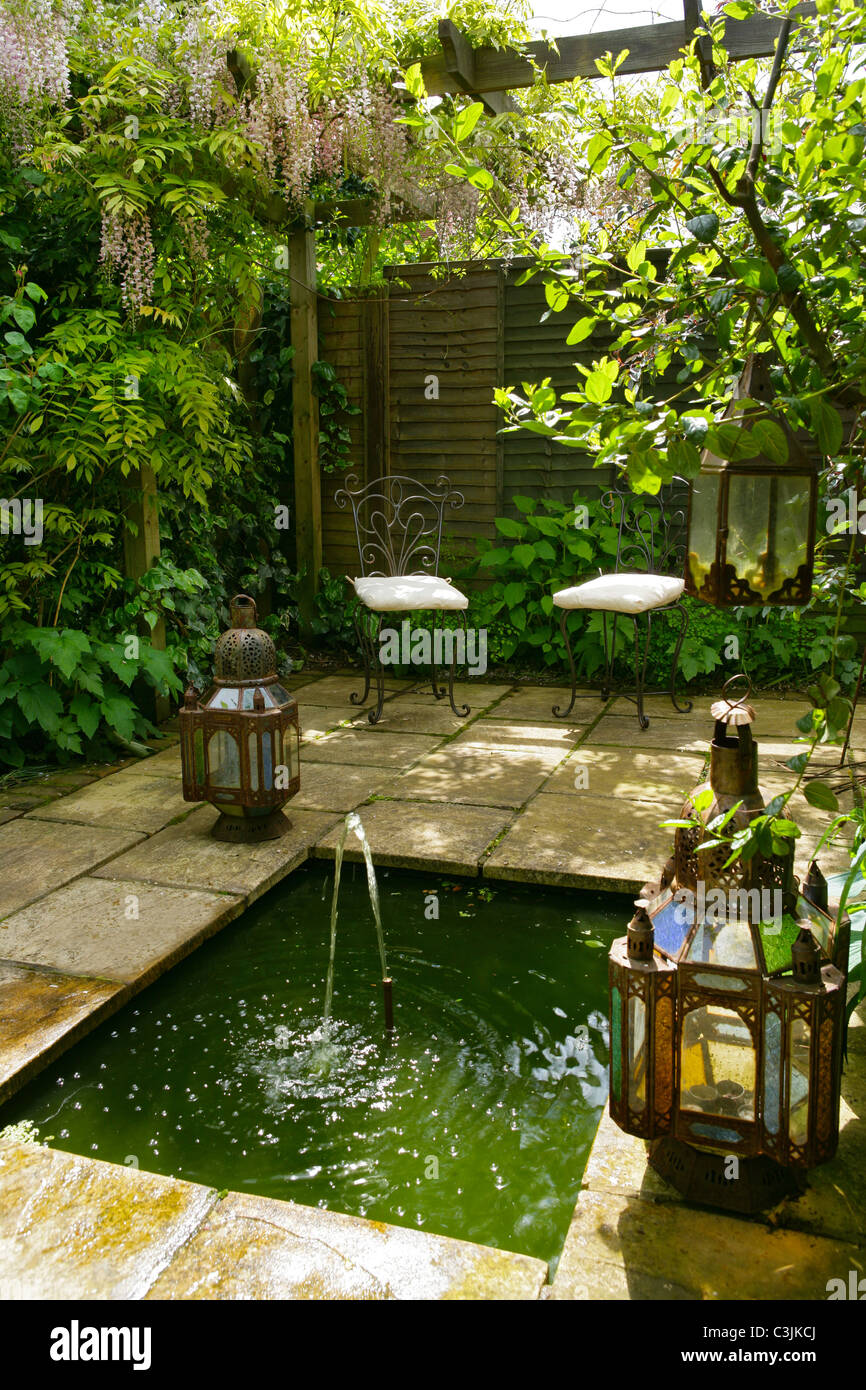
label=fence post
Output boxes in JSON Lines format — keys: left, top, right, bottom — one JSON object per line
{"left": 363, "top": 295, "right": 389, "bottom": 484}
{"left": 123, "top": 463, "right": 170, "bottom": 723}
{"left": 290, "top": 206, "right": 322, "bottom": 632}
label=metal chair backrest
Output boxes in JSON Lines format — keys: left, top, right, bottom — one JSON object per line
{"left": 334, "top": 472, "right": 464, "bottom": 578}
{"left": 601, "top": 477, "right": 688, "bottom": 577}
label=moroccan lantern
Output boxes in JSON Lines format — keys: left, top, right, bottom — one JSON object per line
{"left": 685, "top": 356, "right": 818, "bottom": 606}
{"left": 608, "top": 678, "right": 848, "bottom": 1211}
{"left": 179, "top": 594, "right": 300, "bottom": 841}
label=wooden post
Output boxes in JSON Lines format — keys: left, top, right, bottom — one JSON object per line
{"left": 290, "top": 205, "right": 322, "bottom": 632}
{"left": 363, "top": 296, "right": 389, "bottom": 485}
{"left": 495, "top": 266, "right": 506, "bottom": 517}
{"left": 123, "top": 463, "right": 170, "bottom": 723}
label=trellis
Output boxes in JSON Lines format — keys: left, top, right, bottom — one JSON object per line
{"left": 124, "top": 1, "right": 817, "bottom": 649}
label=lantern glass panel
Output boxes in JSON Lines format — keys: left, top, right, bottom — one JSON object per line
{"left": 248, "top": 731, "right": 259, "bottom": 790}
{"left": 628, "top": 995, "right": 646, "bottom": 1113}
{"left": 681, "top": 1004, "right": 756, "bottom": 1118}
{"left": 788, "top": 1017, "right": 811, "bottom": 1146}
{"left": 763, "top": 1010, "right": 782, "bottom": 1135}
{"left": 275, "top": 728, "right": 282, "bottom": 769}
{"left": 686, "top": 919, "right": 757, "bottom": 969}
{"left": 653, "top": 899, "right": 693, "bottom": 958}
{"left": 271, "top": 684, "right": 292, "bottom": 705}
{"left": 687, "top": 471, "right": 721, "bottom": 593}
{"left": 611, "top": 985, "right": 622, "bottom": 1103}
{"left": 726, "top": 473, "right": 810, "bottom": 600}
{"left": 208, "top": 687, "right": 241, "bottom": 710}
{"left": 262, "top": 731, "right": 274, "bottom": 789}
{"left": 208, "top": 730, "right": 241, "bottom": 787}
{"left": 758, "top": 914, "right": 800, "bottom": 972}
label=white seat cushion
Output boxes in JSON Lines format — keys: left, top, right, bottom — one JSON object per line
{"left": 553, "top": 572, "right": 685, "bottom": 614}
{"left": 352, "top": 573, "right": 469, "bottom": 612}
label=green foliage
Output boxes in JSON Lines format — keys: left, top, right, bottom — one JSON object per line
{"left": 0, "top": 620, "right": 182, "bottom": 766}
{"left": 464, "top": 492, "right": 856, "bottom": 689}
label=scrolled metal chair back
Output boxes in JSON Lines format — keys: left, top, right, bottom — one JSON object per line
{"left": 333, "top": 472, "right": 464, "bottom": 578}
{"left": 601, "top": 476, "right": 688, "bottom": 576}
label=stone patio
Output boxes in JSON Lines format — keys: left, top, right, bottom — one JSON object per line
{"left": 0, "top": 671, "right": 862, "bottom": 1299}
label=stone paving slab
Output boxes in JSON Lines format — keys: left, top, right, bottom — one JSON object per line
{"left": 548, "top": 1184, "right": 863, "bottom": 1300}
{"left": 298, "top": 674, "right": 414, "bottom": 705}
{"left": 0, "top": 962, "right": 123, "bottom": 1104}
{"left": 0, "top": 877, "right": 244, "bottom": 987}
{"left": 0, "top": 1142, "right": 217, "bottom": 1301}
{"left": 453, "top": 719, "right": 582, "bottom": 754}
{"left": 0, "top": 819, "right": 147, "bottom": 922}
{"left": 314, "top": 800, "right": 511, "bottom": 875}
{"left": 91, "top": 805, "right": 339, "bottom": 900}
{"left": 302, "top": 729, "right": 444, "bottom": 767}
{"left": 352, "top": 702, "right": 485, "bottom": 736}
{"left": 482, "top": 793, "right": 675, "bottom": 893}
{"left": 25, "top": 774, "right": 200, "bottom": 836}
{"left": 145, "top": 1190, "right": 547, "bottom": 1301}
{"left": 114, "top": 745, "right": 184, "bottom": 779}
{"left": 483, "top": 687, "right": 604, "bottom": 725}
{"left": 542, "top": 749, "right": 707, "bottom": 803}
{"left": 387, "top": 743, "right": 568, "bottom": 809}
{"left": 298, "top": 704, "right": 364, "bottom": 740}
{"left": 586, "top": 714, "right": 711, "bottom": 753}
{"left": 396, "top": 680, "right": 514, "bottom": 709}
{"left": 292, "top": 761, "right": 397, "bottom": 813}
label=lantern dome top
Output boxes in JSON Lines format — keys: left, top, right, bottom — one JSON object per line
{"left": 214, "top": 594, "right": 277, "bottom": 685}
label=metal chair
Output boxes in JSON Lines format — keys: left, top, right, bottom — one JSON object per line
{"left": 552, "top": 481, "right": 693, "bottom": 728}
{"left": 334, "top": 472, "right": 472, "bottom": 724}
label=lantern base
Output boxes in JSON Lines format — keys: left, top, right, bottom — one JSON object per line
{"left": 211, "top": 808, "right": 292, "bottom": 842}
{"left": 649, "top": 1136, "right": 805, "bottom": 1214}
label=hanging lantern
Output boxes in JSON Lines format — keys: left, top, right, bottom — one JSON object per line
{"left": 179, "top": 594, "right": 301, "bottom": 841}
{"left": 608, "top": 677, "right": 848, "bottom": 1212}
{"left": 685, "top": 356, "right": 818, "bottom": 606}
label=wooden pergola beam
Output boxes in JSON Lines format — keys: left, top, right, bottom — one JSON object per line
{"left": 438, "top": 19, "right": 520, "bottom": 117}
{"left": 420, "top": 3, "right": 817, "bottom": 95}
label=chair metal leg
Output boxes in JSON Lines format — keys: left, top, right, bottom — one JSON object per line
{"left": 600, "top": 611, "right": 619, "bottom": 701}
{"left": 349, "top": 602, "right": 371, "bottom": 708}
{"left": 553, "top": 609, "right": 578, "bottom": 719}
{"left": 447, "top": 611, "right": 471, "bottom": 718}
{"left": 633, "top": 613, "right": 651, "bottom": 730}
{"left": 668, "top": 601, "right": 693, "bottom": 713}
{"left": 365, "top": 611, "right": 386, "bottom": 725}
{"left": 431, "top": 612, "right": 446, "bottom": 700}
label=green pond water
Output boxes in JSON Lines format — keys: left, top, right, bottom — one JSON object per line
{"left": 2, "top": 864, "right": 624, "bottom": 1266}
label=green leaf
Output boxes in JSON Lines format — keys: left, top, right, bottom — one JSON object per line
{"left": 99, "top": 695, "right": 137, "bottom": 743}
{"left": 512, "top": 544, "right": 538, "bottom": 569}
{"left": 566, "top": 316, "right": 598, "bottom": 346}
{"left": 454, "top": 102, "right": 484, "bottom": 143}
{"left": 69, "top": 693, "right": 101, "bottom": 740}
{"left": 750, "top": 419, "right": 788, "bottom": 464}
{"left": 494, "top": 517, "right": 526, "bottom": 539}
{"left": 810, "top": 397, "right": 843, "bottom": 457}
{"left": 802, "top": 781, "right": 839, "bottom": 812}
{"left": 685, "top": 212, "right": 719, "bottom": 243}
{"left": 776, "top": 263, "right": 803, "bottom": 293}
{"left": 17, "top": 683, "right": 63, "bottom": 734}
{"left": 585, "top": 370, "right": 613, "bottom": 404}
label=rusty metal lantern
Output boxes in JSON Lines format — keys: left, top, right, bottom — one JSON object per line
{"left": 685, "top": 356, "right": 818, "bottom": 606}
{"left": 179, "top": 594, "right": 301, "bottom": 841}
{"left": 608, "top": 677, "right": 848, "bottom": 1212}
